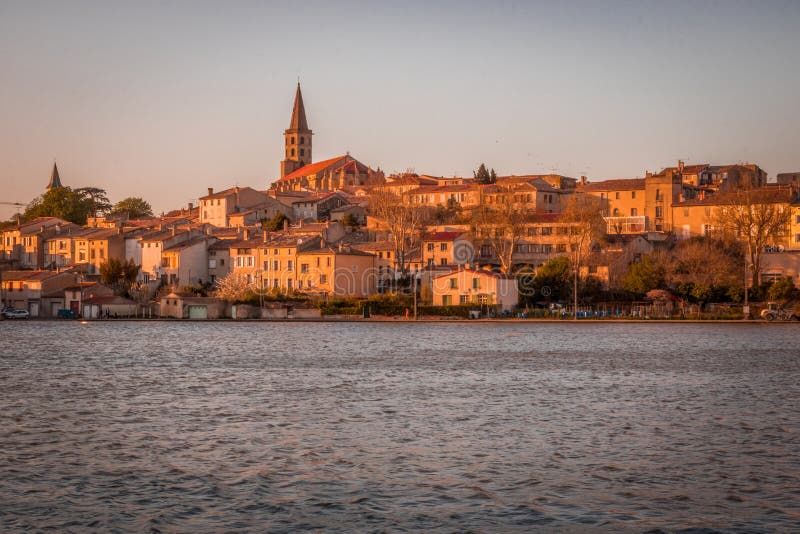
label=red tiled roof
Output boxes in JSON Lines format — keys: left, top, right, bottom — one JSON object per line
{"left": 432, "top": 268, "right": 514, "bottom": 280}
{"left": 423, "top": 231, "right": 466, "bottom": 241}
{"left": 578, "top": 178, "right": 646, "bottom": 192}
{"left": 279, "top": 155, "right": 349, "bottom": 182}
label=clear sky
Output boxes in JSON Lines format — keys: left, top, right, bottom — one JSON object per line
{"left": 1, "top": 0, "right": 799, "bottom": 218}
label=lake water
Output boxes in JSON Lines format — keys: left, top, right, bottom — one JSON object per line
{"left": 1, "top": 321, "right": 798, "bottom": 533}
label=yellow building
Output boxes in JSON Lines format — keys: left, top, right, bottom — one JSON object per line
{"left": 296, "top": 244, "right": 377, "bottom": 297}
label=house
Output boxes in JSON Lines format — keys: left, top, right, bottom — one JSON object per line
{"left": 291, "top": 191, "right": 351, "bottom": 222}
{"left": 226, "top": 199, "right": 293, "bottom": 228}
{"left": 0, "top": 217, "right": 71, "bottom": 269}
{"left": 198, "top": 186, "right": 269, "bottom": 228}
{"left": 0, "top": 270, "right": 78, "bottom": 317}
{"left": 72, "top": 227, "right": 128, "bottom": 275}
{"left": 431, "top": 268, "right": 519, "bottom": 312}
{"left": 63, "top": 282, "right": 115, "bottom": 316}
{"left": 207, "top": 239, "right": 233, "bottom": 285}
{"left": 160, "top": 236, "right": 215, "bottom": 288}
{"left": 407, "top": 184, "right": 481, "bottom": 209}
{"left": 256, "top": 233, "right": 322, "bottom": 292}
{"left": 296, "top": 244, "right": 377, "bottom": 297}
{"left": 158, "top": 292, "right": 226, "bottom": 319}
{"left": 422, "top": 231, "right": 474, "bottom": 268}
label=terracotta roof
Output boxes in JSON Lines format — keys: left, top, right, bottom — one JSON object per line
{"left": 1, "top": 270, "right": 73, "bottom": 282}
{"left": 301, "top": 245, "right": 375, "bottom": 257}
{"left": 676, "top": 186, "right": 796, "bottom": 206}
{"left": 199, "top": 186, "right": 263, "bottom": 201}
{"left": 432, "top": 268, "right": 514, "bottom": 280}
{"left": 350, "top": 241, "right": 395, "bottom": 252}
{"left": 409, "top": 184, "right": 475, "bottom": 194}
{"left": 423, "top": 231, "right": 466, "bottom": 241}
{"left": 578, "top": 178, "right": 646, "bottom": 192}
{"left": 279, "top": 155, "right": 349, "bottom": 183}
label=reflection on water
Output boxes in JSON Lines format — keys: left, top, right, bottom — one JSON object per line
{"left": 1, "top": 322, "right": 798, "bottom": 532}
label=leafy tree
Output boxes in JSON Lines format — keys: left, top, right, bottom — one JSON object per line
{"left": 100, "top": 258, "right": 141, "bottom": 294}
{"left": 623, "top": 255, "right": 666, "bottom": 297}
{"left": 262, "top": 212, "right": 289, "bottom": 231}
{"left": 473, "top": 163, "right": 497, "bottom": 184}
{"left": 23, "top": 187, "right": 102, "bottom": 225}
{"left": 767, "top": 276, "right": 795, "bottom": 301}
{"left": 109, "top": 197, "right": 154, "bottom": 219}
{"left": 528, "top": 256, "right": 573, "bottom": 304}
{"left": 74, "top": 187, "right": 112, "bottom": 216}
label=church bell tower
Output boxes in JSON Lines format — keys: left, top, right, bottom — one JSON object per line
{"left": 280, "top": 83, "right": 312, "bottom": 178}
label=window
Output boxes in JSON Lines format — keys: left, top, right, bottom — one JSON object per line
{"left": 589, "top": 265, "right": 598, "bottom": 274}
{"left": 440, "top": 243, "right": 447, "bottom": 251}
{"left": 631, "top": 208, "right": 638, "bottom": 216}
{"left": 287, "top": 260, "right": 293, "bottom": 271}
{"left": 298, "top": 280, "right": 303, "bottom": 289}
{"left": 291, "top": 148, "right": 295, "bottom": 156}
{"left": 655, "top": 189, "right": 662, "bottom": 201}
{"left": 273, "top": 279, "right": 279, "bottom": 288}
{"left": 274, "top": 249, "right": 278, "bottom": 255}
{"left": 320, "top": 274, "right": 327, "bottom": 284}
{"left": 613, "top": 208, "right": 619, "bottom": 216}
{"left": 316, "top": 257, "right": 320, "bottom": 267}
{"left": 442, "top": 295, "right": 452, "bottom": 306}
{"left": 460, "top": 295, "right": 470, "bottom": 304}
{"left": 273, "top": 260, "right": 279, "bottom": 270}
{"left": 615, "top": 192, "right": 620, "bottom": 199}
{"left": 301, "top": 263, "right": 309, "bottom": 273}
{"left": 209, "top": 259, "right": 217, "bottom": 269}
{"left": 300, "top": 137, "right": 304, "bottom": 145}
{"left": 631, "top": 191, "right": 636, "bottom": 199}
{"left": 79, "top": 251, "right": 86, "bottom": 261}
{"left": 449, "top": 278, "right": 457, "bottom": 289}
{"left": 440, "top": 258, "right": 448, "bottom": 266}
{"left": 427, "top": 243, "right": 434, "bottom": 252}
{"left": 300, "top": 149, "right": 305, "bottom": 157}
{"left": 326, "top": 257, "right": 331, "bottom": 267}
{"left": 220, "top": 259, "right": 224, "bottom": 266}
{"left": 247, "top": 256, "right": 254, "bottom": 267}
{"left": 655, "top": 206, "right": 663, "bottom": 218}
{"left": 287, "top": 279, "right": 293, "bottom": 289}
{"left": 472, "top": 278, "right": 480, "bottom": 289}
{"left": 541, "top": 227, "right": 553, "bottom": 236}
{"left": 795, "top": 234, "right": 800, "bottom": 243}
{"left": 556, "top": 244, "right": 567, "bottom": 252}
{"left": 263, "top": 261, "right": 268, "bottom": 270}
{"left": 683, "top": 208, "right": 689, "bottom": 217}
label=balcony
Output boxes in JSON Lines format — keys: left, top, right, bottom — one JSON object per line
{"left": 604, "top": 216, "right": 647, "bottom": 235}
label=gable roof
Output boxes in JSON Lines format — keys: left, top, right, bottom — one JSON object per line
{"left": 578, "top": 178, "right": 646, "bottom": 192}
{"left": 279, "top": 155, "right": 350, "bottom": 183}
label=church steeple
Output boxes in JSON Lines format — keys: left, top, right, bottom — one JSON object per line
{"left": 47, "top": 162, "right": 63, "bottom": 190}
{"left": 281, "top": 83, "right": 313, "bottom": 179}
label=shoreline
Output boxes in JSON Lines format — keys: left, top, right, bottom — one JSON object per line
{"left": 3, "top": 317, "right": 793, "bottom": 324}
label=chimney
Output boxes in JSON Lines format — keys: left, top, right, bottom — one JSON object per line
{"left": 171, "top": 226, "right": 176, "bottom": 236}
{"left": 580, "top": 175, "right": 587, "bottom": 185}
{"left": 188, "top": 202, "right": 193, "bottom": 211}
{"left": 208, "top": 187, "right": 213, "bottom": 196}
{"left": 678, "top": 160, "right": 685, "bottom": 174}
{"left": 283, "top": 219, "right": 289, "bottom": 231}
{"left": 243, "top": 228, "right": 250, "bottom": 241}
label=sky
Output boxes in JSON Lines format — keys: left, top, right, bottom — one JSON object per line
{"left": 1, "top": 0, "right": 799, "bottom": 219}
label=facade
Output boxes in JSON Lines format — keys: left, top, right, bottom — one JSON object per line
{"left": 198, "top": 186, "right": 269, "bottom": 228}
{"left": 160, "top": 237, "right": 214, "bottom": 288}
{"left": 432, "top": 268, "right": 519, "bottom": 311}
{"left": 0, "top": 270, "right": 78, "bottom": 316}
{"left": 296, "top": 245, "right": 377, "bottom": 297}
{"left": 422, "top": 231, "right": 474, "bottom": 268}
{"left": 158, "top": 292, "right": 227, "bottom": 319}
{"left": 0, "top": 217, "right": 71, "bottom": 269}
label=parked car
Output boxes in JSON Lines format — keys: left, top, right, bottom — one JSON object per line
{"left": 2, "top": 308, "right": 30, "bottom": 319}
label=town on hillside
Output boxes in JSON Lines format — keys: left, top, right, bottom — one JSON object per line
{"left": 2, "top": 84, "right": 800, "bottom": 320}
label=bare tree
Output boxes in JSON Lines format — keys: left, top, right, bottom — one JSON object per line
{"left": 368, "top": 186, "right": 429, "bottom": 277}
{"left": 665, "top": 237, "right": 743, "bottom": 306}
{"left": 470, "top": 186, "right": 527, "bottom": 273}
{"left": 711, "top": 186, "right": 792, "bottom": 294}
{"left": 562, "top": 193, "right": 606, "bottom": 317}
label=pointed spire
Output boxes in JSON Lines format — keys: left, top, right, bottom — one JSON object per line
{"left": 47, "top": 161, "right": 63, "bottom": 190}
{"left": 288, "top": 82, "right": 309, "bottom": 131}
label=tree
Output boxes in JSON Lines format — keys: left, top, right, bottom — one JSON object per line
{"left": 711, "top": 185, "right": 792, "bottom": 294}
{"left": 562, "top": 193, "right": 606, "bottom": 316}
{"left": 109, "top": 197, "right": 154, "bottom": 219}
{"left": 368, "top": 187, "right": 429, "bottom": 277}
{"left": 471, "top": 187, "right": 527, "bottom": 273}
{"left": 767, "top": 276, "right": 795, "bottom": 301}
{"left": 622, "top": 254, "right": 666, "bottom": 297}
{"left": 262, "top": 212, "right": 289, "bottom": 231}
{"left": 99, "top": 258, "right": 141, "bottom": 294}
{"left": 75, "top": 187, "right": 112, "bottom": 217}
{"left": 23, "top": 186, "right": 104, "bottom": 225}
{"left": 531, "top": 256, "right": 573, "bottom": 303}
{"left": 664, "top": 237, "right": 742, "bottom": 305}
{"left": 213, "top": 272, "right": 255, "bottom": 303}
{"left": 473, "top": 163, "right": 497, "bottom": 184}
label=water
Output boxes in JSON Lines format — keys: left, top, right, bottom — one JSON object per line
{"left": 1, "top": 321, "right": 798, "bottom": 533}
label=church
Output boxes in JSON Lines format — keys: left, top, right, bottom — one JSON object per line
{"left": 270, "top": 84, "right": 381, "bottom": 193}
